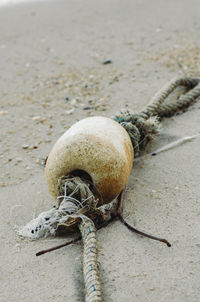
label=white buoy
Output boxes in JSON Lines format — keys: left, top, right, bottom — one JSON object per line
{"left": 45, "top": 116, "right": 134, "bottom": 205}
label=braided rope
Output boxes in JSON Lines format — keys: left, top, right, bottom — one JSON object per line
{"left": 79, "top": 218, "right": 103, "bottom": 302}
{"left": 115, "top": 76, "right": 200, "bottom": 155}
{"left": 140, "top": 77, "right": 200, "bottom": 119}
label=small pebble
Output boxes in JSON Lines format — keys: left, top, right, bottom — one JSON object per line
{"left": 16, "top": 158, "right": 22, "bottom": 163}
{"left": 0, "top": 110, "right": 8, "bottom": 115}
{"left": 66, "top": 108, "right": 75, "bottom": 115}
{"left": 22, "top": 144, "right": 29, "bottom": 149}
{"left": 83, "top": 106, "right": 93, "bottom": 110}
{"left": 40, "top": 273, "right": 46, "bottom": 276}
{"left": 32, "top": 116, "right": 41, "bottom": 121}
{"left": 70, "top": 99, "right": 77, "bottom": 106}
{"left": 103, "top": 59, "right": 112, "bottom": 65}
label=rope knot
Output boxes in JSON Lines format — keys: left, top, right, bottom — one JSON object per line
{"left": 115, "top": 109, "right": 160, "bottom": 155}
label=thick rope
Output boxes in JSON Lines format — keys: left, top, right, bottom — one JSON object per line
{"left": 140, "top": 77, "right": 200, "bottom": 119}
{"left": 115, "top": 76, "right": 200, "bottom": 155}
{"left": 79, "top": 218, "right": 102, "bottom": 302}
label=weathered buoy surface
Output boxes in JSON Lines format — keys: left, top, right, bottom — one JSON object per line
{"left": 45, "top": 116, "right": 134, "bottom": 204}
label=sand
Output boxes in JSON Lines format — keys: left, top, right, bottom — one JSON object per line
{"left": 0, "top": 0, "right": 200, "bottom": 301}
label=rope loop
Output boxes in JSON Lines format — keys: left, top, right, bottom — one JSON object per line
{"left": 115, "top": 76, "right": 200, "bottom": 155}
{"left": 140, "top": 76, "right": 200, "bottom": 119}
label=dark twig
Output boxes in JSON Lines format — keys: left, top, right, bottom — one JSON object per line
{"left": 116, "top": 187, "right": 126, "bottom": 215}
{"left": 116, "top": 188, "right": 171, "bottom": 247}
{"left": 118, "top": 215, "right": 171, "bottom": 247}
{"left": 36, "top": 236, "right": 81, "bottom": 256}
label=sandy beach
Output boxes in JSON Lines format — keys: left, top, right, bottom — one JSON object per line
{"left": 0, "top": 0, "right": 200, "bottom": 301}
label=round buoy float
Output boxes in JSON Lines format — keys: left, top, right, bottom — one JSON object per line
{"left": 45, "top": 116, "right": 134, "bottom": 205}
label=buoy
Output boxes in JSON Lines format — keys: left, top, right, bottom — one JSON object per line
{"left": 45, "top": 116, "right": 134, "bottom": 205}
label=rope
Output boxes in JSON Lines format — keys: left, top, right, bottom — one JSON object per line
{"left": 115, "top": 76, "right": 200, "bottom": 155}
{"left": 140, "top": 77, "right": 200, "bottom": 119}
{"left": 79, "top": 218, "right": 102, "bottom": 302}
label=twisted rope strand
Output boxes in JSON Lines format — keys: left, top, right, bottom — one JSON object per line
{"left": 79, "top": 218, "right": 103, "bottom": 302}
{"left": 140, "top": 77, "right": 200, "bottom": 119}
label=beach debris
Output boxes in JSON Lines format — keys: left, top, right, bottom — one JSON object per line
{"left": 15, "top": 158, "right": 23, "bottom": 164}
{"left": 135, "top": 133, "right": 200, "bottom": 162}
{"left": 70, "top": 98, "right": 77, "bottom": 106}
{"left": 150, "top": 133, "right": 200, "bottom": 156}
{"left": 83, "top": 106, "right": 93, "bottom": 110}
{"left": 22, "top": 144, "right": 29, "bottom": 150}
{"left": 0, "top": 110, "right": 8, "bottom": 115}
{"left": 64, "top": 97, "right": 70, "bottom": 102}
{"left": 32, "top": 116, "right": 42, "bottom": 122}
{"left": 65, "top": 108, "right": 75, "bottom": 115}
{"left": 103, "top": 59, "right": 112, "bottom": 65}
{"left": 32, "top": 145, "right": 38, "bottom": 149}
{"left": 19, "top": 76, "right": 200, "bottom": 302}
